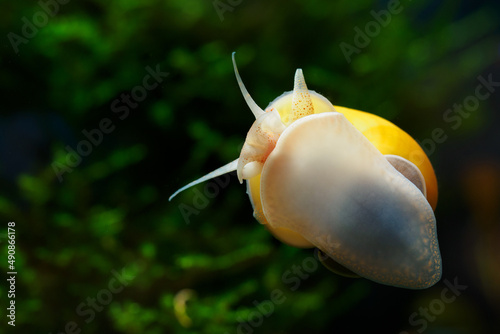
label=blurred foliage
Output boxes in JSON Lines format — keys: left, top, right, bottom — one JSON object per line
{"left": 0, "top": 0, "right": 500, "bottom": 333}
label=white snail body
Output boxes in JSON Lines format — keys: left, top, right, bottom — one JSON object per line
{"left": 171, "top": 53, "right": 442, "bottom": 289}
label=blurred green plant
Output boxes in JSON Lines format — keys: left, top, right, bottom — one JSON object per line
{"left": 1, "top": 0, "right": 499, "bottom": 333}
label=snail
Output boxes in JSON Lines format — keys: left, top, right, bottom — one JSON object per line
{"left": 170, "top": 53, "right": 442, "bottom": 289}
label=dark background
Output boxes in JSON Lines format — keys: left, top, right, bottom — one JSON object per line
{"left": 1, "top": 0, "right": 500, "bottom": 333}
